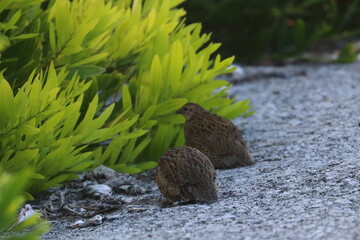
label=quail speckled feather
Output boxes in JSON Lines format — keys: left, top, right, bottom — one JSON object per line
{"left": 155, "top": 146, "right": 217, "bottom": 203}
{"left": 177, "top": 103, "right": 254, "bottom": 169}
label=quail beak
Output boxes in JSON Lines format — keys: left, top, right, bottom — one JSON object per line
{"left": 176, "top": 109, "right": 183, "bottom": 114}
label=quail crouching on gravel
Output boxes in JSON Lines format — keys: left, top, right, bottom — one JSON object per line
{"left": 177, "top": 103, "right": 254, "bottom": 169}
{"left": 155, "top": 146, "right": 217, "bottom": 204}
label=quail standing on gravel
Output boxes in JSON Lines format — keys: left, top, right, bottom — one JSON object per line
{"left": 177, "top": 103, "right": 254, "bottom": 169}
{"left": 155, "top": 146, "right": 217, "bottom": 203}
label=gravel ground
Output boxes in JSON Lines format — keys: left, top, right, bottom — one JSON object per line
{"left": 42, "top": 63, "right": 360, "bottom": 240}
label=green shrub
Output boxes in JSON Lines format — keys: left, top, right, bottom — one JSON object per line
{"left": 182, "top": 0, "right": 360, "bottom": 63}
{"left": 0, "top": 0, "right": 252, "bottom": 190}
{"left": 0, "top": 64, "right": 139, "bottom": 193}
{"left": 0, "top": 169, "right": 49, "bottom": 240}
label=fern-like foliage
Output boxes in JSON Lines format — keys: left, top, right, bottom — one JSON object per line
{"left": 0, "top": 64, "right": 141, "bottom": 192}
{"left": 0, "top": 0, "right": 252, "bottom": 179}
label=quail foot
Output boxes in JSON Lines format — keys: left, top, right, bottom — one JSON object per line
{"left": 177, "top": 103, "right": 254, "bottom": 169}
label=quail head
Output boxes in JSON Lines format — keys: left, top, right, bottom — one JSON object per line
{"left": 177, "top": 102, "right": 254, "bottom": 169}
{"left": 155, "top": 146, "right": 217, "bottom": 204}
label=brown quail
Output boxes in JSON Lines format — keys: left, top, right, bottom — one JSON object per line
{"left": 155, "top": 146, "right": 217, "bottom": 203}
{"left": 177, "top": 102, "right": 254, "bottom": 169}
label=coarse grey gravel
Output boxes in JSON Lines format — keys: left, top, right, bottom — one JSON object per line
{"left": 42, "top": 63, "right": 360, "bottom": 240}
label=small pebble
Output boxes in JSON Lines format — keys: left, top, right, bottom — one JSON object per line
{"left": 84, "top": 184, "right": 112, "bottom": 199}
{"left": 18, "top": 204, "right": 38, "bottom": 223}
{"left": 68, "top": 220, "right": 86, "bottom": 229}
{"left": 88, "top": 215, "right": 103, "bottom": 225}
